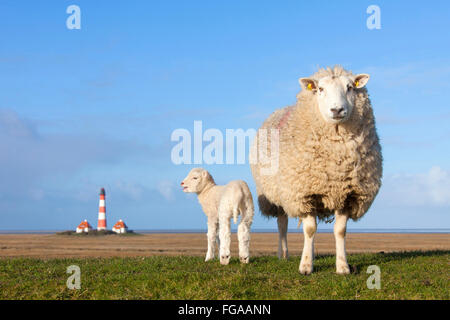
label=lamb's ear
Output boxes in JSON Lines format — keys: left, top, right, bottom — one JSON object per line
{"left": 201, "top": 170, "right": 210, "bottom": 180}
{"left": 354, "top": 74, "right": 370, "bottom": 88}
{"left": 299, "top": 78, "right": 318, "bottom": 92}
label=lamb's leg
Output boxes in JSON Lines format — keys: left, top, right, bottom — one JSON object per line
{"left": 216, "top": 230, "right": 220, "bottom": 249}
{"left": 277, "top": 214, "right": 289, "bottom": 259}
{"left": 299, "top": 215, "right": 316, "bottom": 275}
{"left": 238, "top": 220, "right": 251, "bottom": 264}
{"left": 219, "top": 213, "right": 231, "bottom": 265}
{"left": 238, "top": 193, "right": 254, "bottom": 264}
{"left": 334, "top": 210, "right": 350, "bottom": 274}
{"left": 205, "top": 217, "right": 218, "bottom": 262}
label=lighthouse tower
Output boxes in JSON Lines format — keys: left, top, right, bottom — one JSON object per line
{"left": 97, "top": 188, "right": 107, "bottom": 231}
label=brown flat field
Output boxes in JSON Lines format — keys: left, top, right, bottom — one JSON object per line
{"left": 0, "top": 233, "right": 449, "bottom": 259}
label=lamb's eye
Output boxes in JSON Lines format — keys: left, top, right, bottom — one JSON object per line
{"left": 347, "top": 84, "right": 353, "bottom": 91}
{"left": 319, "top": 87, "right": 324, "bottom": 92}
{"left": 193, "top": 177, "right": 198, "bottom": 180}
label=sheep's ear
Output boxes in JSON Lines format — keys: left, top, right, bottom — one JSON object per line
{"left": 354, "top": 74, "right": 370, "bottom": 88}
{"left": 201, "top": 170, "right": 209, "bottom": 178}
{"left": 299, "top": 78, "right": 317, "bottom": 92}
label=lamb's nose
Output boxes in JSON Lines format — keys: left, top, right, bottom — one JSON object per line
{"left": 331, "top": 107, "right": 344, "bottom": 116}
{"left": 181, "top": 182, "right": 184, "bottom": 186}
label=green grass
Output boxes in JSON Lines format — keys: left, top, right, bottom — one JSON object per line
{"left": 0, "top": 251, "right": 448, "bottom": 300}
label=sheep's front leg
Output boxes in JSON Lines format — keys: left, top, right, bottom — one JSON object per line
{"left": 299, "top": 215, "right": 316, "bottom": 275}
{"left": 205, "top": 217, "right": 218, "bottom": 262}
{"left": 219, "top": 213, "right": 231, "bottom": 265}
{"left": 334, "top": 211, "right": 350, "bottom": 274}
{"left": 277, "top": 214, "right": 289, "bottom": 259}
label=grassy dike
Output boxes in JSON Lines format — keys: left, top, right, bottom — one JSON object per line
{"left": 0, "top": 250, "right": 448, "bottom": 300}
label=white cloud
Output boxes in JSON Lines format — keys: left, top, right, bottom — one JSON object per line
{"left": 157, "top": 180, "right": 175, "bottom": 201}
{"left": 0, "top": 108, "right": 150, "bottom": 201}
{"left": 114, "top": 181, "right": 145, "bottom": 200}
{"left": 381, "top": 166, "right": 450, "bottom": 206}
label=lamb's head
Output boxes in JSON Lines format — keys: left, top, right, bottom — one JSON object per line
{"left": 181, "top": 168, "right": 215, "bottom": 194}
{"left": 299, "top": 67, "right": 370, "bottom": 124}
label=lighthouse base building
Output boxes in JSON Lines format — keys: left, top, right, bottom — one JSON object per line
{"left": 76, "top": 220, "right": 93, "bottom": 233}
{"left": 112, "top": 219, "right": 128, "bottom": 234}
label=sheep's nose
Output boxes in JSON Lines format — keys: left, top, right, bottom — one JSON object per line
{"left": 331, "top": 107, "right": 345, "bottom": 116}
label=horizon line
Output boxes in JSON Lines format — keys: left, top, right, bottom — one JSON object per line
{"left": 0, "top": 228, "right": 449, "bottom": 234}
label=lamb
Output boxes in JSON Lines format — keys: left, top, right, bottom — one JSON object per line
{"left": 181, "top": 168, "right": 254, "bottom": 265}
{"left": 250, "top": 65, "right": 382, "bottom": 275}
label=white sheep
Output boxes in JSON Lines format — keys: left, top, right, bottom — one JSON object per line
{"left": 250, "top": 66, "right": 382, "bottom": 275}
{"left": 181, "top": 168, "right": 254, "bottom": 265}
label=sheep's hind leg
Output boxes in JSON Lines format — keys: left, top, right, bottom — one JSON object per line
{"left": 334, "top": 210, "right": 350, "bottom": 274}
{"left": 277, "top": 214, "right": 289, "bottom": 259}
{"left": 299, "top": 215, "right": 316, "bottom": 275}
{"left": 205, "top": 217, "right": 218, "bottom": 262}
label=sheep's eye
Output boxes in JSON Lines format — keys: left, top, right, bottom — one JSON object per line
{"left": 319, "top": 87, "right": 324, "bottom": 92}
{"left": 193, "top": 177, "right": 198, "bottom": 180}
{"left": 347, "top": 84, "right": 353, "bottom": 91}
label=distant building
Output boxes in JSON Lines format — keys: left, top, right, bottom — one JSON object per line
{"left": 112, "top": 219, "right": 128, "bottom": 234}
{"left": 76, "top": 220, "right": 93, "bottom": 233}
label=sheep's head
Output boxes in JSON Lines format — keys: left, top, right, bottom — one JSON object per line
{"left": 181, "top": 168, "right": 214, "bottom": 194}
{"left": 299, "top": 72, "right": 370, "bottom": 124}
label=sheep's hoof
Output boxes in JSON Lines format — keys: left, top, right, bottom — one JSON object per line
{"left": 239, "top": 256, "right": 249, "bottom": 264}
{"left": 299, "top": 263, "right": 313, "bottom": 275}
{"left": 336, "top": 263, "right": 351, "bottom": 275}
{"left": 220, "top": 255, "right": 230, "bottom": 265}
{"left": 205, "top": 254, "right": 214, "bottom": 262}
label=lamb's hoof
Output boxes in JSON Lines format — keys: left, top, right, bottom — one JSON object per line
{"left": 205, "top": 255, "right": 214, "bottom": 262}
{"left": 278, "top": 251, "right": 289, "bottom": 260}
{"left": 299, "top": 263, "right": 313, "bottom": 275}
{"left": 239, "top": 256, "right": 249, "bottom": 264}
{"left": 220, "top": 255, "right": 230, "bottom": 265}
{"left": 336, "top": 263, "right": 351, "bottom": 275}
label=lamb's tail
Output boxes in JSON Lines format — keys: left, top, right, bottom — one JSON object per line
{"left": 234, "top": 198, "right": 254, "bottom": 225}
{"left": 234, "top": 182, "right": 255, "bottom": 226}
{"left": 240, "top": 195, "right": 255, "bottom": 227}
{"left": 233, "top": 208, "right": 239, "bottom": 224}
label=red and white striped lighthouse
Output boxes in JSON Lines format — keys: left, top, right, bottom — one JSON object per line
{"left": 97, "top": 188, "right": 107, "bottom": 231}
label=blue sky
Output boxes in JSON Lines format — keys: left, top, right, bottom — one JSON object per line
{"left": 0, "top": 0, "right": 449, "bottom": 230}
